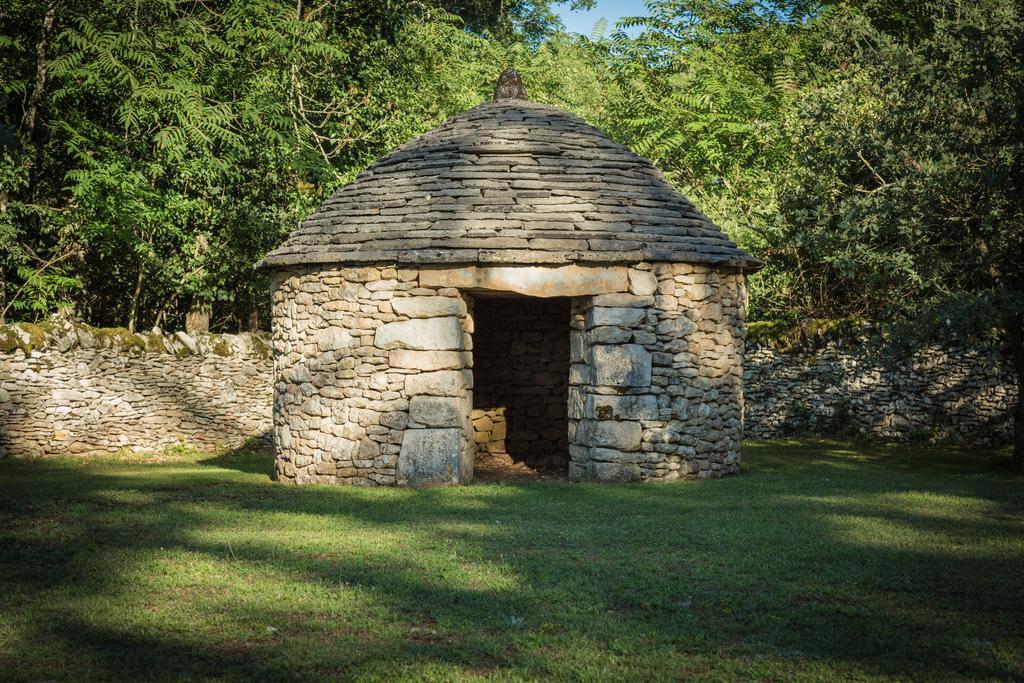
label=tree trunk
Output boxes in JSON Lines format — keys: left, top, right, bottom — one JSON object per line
{"left": 22, "top": 0, "right": 60, "bottom": 146}
{"left": 127, "top": 265, "right": 143, "bottom": 334}
{"left": 247, "top": 303, "right": 260, "bottom": 333}
{"left": 186, "top": 300, "right": 211, "bottom": 334}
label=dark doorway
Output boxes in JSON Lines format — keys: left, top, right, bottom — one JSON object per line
{"left": 471, "top": 295, "right": 571, "bottom": 478}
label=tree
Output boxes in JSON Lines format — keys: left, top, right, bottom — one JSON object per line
{"left": 758, "top": 0, "right": 1024, "bottom": 465}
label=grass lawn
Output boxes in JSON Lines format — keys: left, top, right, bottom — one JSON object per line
{"left": 1, "top": 440, "right": 1021, "bottom": 681}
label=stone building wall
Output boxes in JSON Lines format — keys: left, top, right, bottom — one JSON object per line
{"left": 0, "top": 322, "right": 272, "bottom": 457}
{"left": 744, "top": 340, "right": 1016, "bottom": 445}
{"left": 471, "top": 297, "right": 570, "bottom": 471}
{"left": 568, "top": 263, "right": 745, "bottom": 481}
{"left": 270, "top": 264, "right": 475, "bottom": 486}
{"left": 271, "top": 262, "right": 745, "bottom": 485}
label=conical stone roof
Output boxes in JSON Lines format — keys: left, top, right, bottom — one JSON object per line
{"left": 257, "top": 70, "right": 759, "bottom": 272}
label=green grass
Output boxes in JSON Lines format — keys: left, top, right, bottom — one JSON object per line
{"left": 1, "top": 440, "right": 1021, "bottom": 682}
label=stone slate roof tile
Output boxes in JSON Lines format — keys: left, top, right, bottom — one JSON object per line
{"left": 257, "top": 95, "right": 761, "bottom": 272}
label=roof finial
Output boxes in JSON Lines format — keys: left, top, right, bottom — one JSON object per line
{"left": 493, "top": 68, "right": 527, "bottom": 100}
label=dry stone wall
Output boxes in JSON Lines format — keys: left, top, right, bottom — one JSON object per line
{"left": 568, "top": 263, "right": 745, "bottom": 481}
{"left": 0, "top": 321, "right": 272, "bottom": 457}
{"left": 272, "top": 262, "right": 745, "bottom": 485}
{"left": 744, "top": 340, "right": 1016, "bottom": 445}
{"left": 270, "top": 265, "right": 475, "bottom": 486}
{"left": 3, "top": 288, "right": 1010, "bottom": 466}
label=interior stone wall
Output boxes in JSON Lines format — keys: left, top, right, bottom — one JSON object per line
{"left": 0, "top": 323, "right": 271, "bottom": 457}
{"left": 471, "top": 297, "right": 570, "bottom": 472}
{"left": 569, "top": 263, "right": 745, "bottom": 481}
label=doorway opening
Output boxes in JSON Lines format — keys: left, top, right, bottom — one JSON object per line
{"left": 471, "top": 295, "right": 571, "bottom": 480}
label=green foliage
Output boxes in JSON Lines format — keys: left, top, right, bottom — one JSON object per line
{"left": 746, "top": 316, "right": 867, "bottom": 352}
{"left": 601, "top": 0, "right": 827, "bottom": 310}
{"left": 2, "top": 0, "right": 1021, "bottom": 416}
{"left": 0, "top": 0, "right": 572, "bottom": 330}
{"left": 758, "top": 1, "right": 1024, "bottom": 330}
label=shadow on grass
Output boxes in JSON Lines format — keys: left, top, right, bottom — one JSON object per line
{"left": 0, "top": 440, "right": 1021, "bottom": 680}
{"left": 197, "top": 437, "right": 275, "bottom": 477}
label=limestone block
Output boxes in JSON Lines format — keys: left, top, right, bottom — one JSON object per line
{"left": 586, "top": 307, "right": 645, "bottom": 329}
{"left": 316, "top": 326, "right": 354, "bottom": 351}
{"left": 628, "top": 269, "right": 658, "bottom": 296}
{"left": 569, "top": 363, "right": 593, "bottom": 386}
{"left": 592, "top": 293, "right": 654, "bottom": 307}
{"left": 593, "top": 344, "right": 652, "bottom": 388}
{"left": 589, "top": 394, "right": 659, "bottom": 421}
{"left": 568, "top": 387, "right": 585, "bottom": 419}
{"left": 397, "top": 428, "right": 465, "bottom": 485}
{"left": 175, "top": 331, "right": 198, "bottom": 354}
{"left": 570, "top": 331, "right": 586, "bottom": 362}
{"left": 357, "top": 437, "right": 380, "bottom": 459}
{"left": 405, "top": 370, "right": 473, "bottom": 397}
{"left": 420, "top": 264, "right": 628, "bottom": 297}
{"left": 576, "top": 420, "right": 642, "bottom": 451}
{"left": 589, "top": 460, "right": 642, "bottom": 482}
{"left": 588, "top": 326, "right": 632, "bottom": 344}
{"left": 379, "top": 412, "right": 409, "bottom": 430}
{"left": 409, "top": 395, "right": 467, "bottom": 427}
{"left": 391, "top": 296, "right": 466, "bottom": 318}
{"left": 326, "top": 435, "right": 357, "bottom": 461}
{"left": 374, "top": 317, "right": 464, "bottom": 350}
{"left": 656, "top": 317, "right": 696, "bottom": 338}
{"left": 388, "top": 349, "right": 470, "bottom": 371}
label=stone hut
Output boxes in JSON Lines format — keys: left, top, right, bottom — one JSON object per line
{"left": 257, "top": 69, "right": 760, "bottom": 486}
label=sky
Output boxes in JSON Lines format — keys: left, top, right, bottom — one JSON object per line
{"left": 552, "top": 0, "right": 649, "bottom": 38}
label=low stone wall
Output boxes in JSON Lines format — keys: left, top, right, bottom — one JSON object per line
{"left": 0, "top": 321, "right": 273, "bottom": 456}
{"left": 2, "top": 315, "right": 1014, "bottom": 462}
{"left": 743, "top": 330, "right": 1016, "bottom": 445}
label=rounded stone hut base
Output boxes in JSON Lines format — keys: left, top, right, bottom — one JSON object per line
{"left": 270, "top": 262, "right": 745, "bottom": 485}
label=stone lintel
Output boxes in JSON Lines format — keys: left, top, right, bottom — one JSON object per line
{"left": 419, "top": 265, "right": 628, "bottom": 298}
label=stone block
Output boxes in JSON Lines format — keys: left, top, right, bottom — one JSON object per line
{"left": 388, "top": 349, "right": 470, "bottom": 371}
{"left": 593, "top": 344, "right": 652, "bottom": 388}
{"left": 589, "top": 394, "right": 659, "bottom": 421}
{"left": 405, "top": 370, "right": 473, "bottom": 398}
{"left": 576, "top": 420, "right": 642, "bottom": 451}
{"left": 569, "top": 363, "right": 593, "bottom": 386}
{"left": 409, "top": 396, "right": 467, "bottom": 427}
{"left": 570, "top": 331, "right": 586, "bottom": 362}
{"left": 397, "top": 428, "right": 465, "bottom": 485}
{"left": 628, "top": 269, "right": 658, "bottom": 296}
{"left": 590, "top": 460, "right": 642, "bottom": 482}
{"left": 588, "top": 326, "right": 632, "bottom": 344}
{"left": 656, "top": 317, "right": 696, "bottom": 337}
{"left": 391, "top": 296, "right": 466, "bottom": 318}
{"left": 592, "top": 293, "right": 653, "bottom": 307}
{"left": 586, "top": 306, "right": 645, "bottom": 329}
{"left": 568, "top": 387, "right": 585, "bottom": 419}
{"left": 420, "top": 264, "right": 628, "bottom": 297}
{"left": 316, "top": 326, "right": 354, "bottom": 351}
{"left": 374, "top": 317, "right": 463, "bottom": 350}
